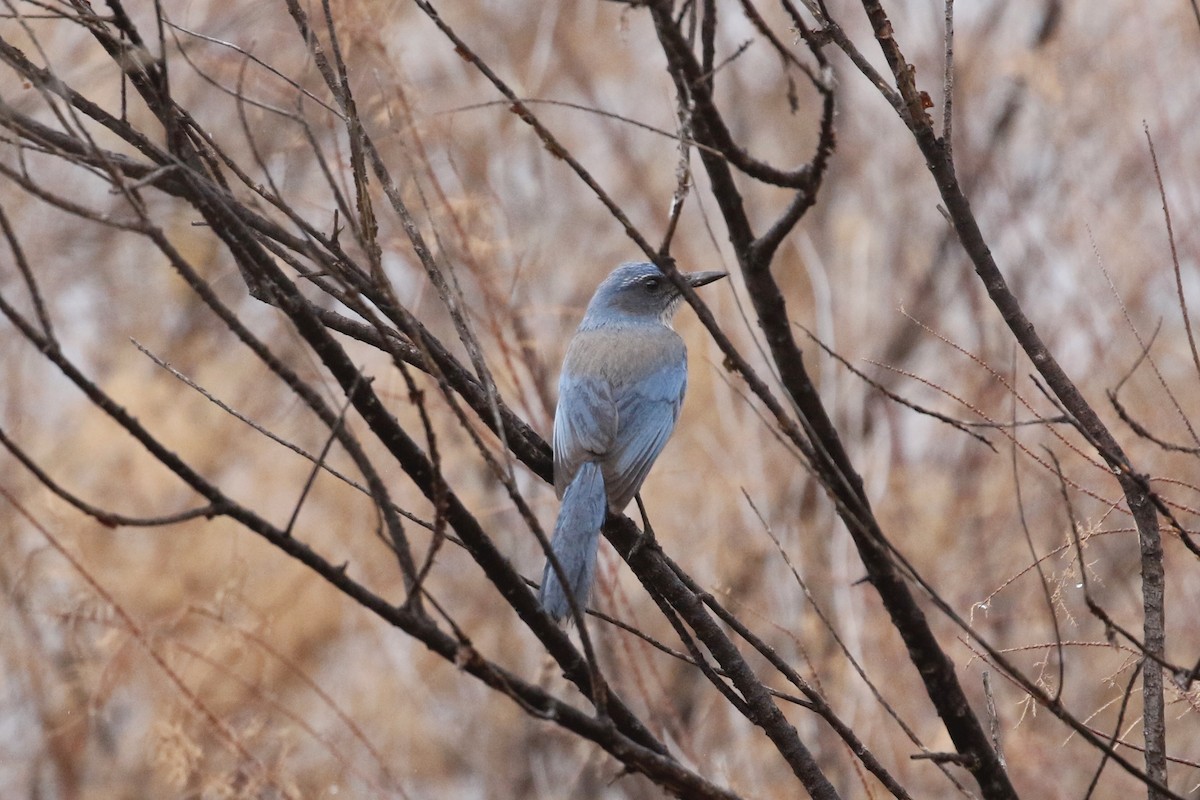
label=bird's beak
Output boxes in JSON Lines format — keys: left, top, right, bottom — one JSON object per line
{"left": 686, "top": 270, "right": 727, "bottom": 288}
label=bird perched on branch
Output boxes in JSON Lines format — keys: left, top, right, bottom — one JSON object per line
{"left": 538, "top": 261, "right": 726, "bottom": 622}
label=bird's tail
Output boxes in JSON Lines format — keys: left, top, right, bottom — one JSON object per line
{"left": 539, "top": 462, "right": 606, "bottom": 622}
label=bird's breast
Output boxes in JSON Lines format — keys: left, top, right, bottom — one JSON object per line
{"left": 563, "top": 325, "right": 685, "bottom": 386}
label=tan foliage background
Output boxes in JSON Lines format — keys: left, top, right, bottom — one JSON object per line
{"left": 1, "top": 1, "right": 1198, "bottom": 797}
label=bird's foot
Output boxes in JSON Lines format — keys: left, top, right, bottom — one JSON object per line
{"left": 628, "top": 526, "right": 659, "bottom": 561}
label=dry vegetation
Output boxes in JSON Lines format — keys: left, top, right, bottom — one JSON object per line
{"left": 1, "top": 0, "right": 1199, "bottom": 798}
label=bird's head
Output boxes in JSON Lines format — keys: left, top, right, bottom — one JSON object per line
{"left": 582, "top": 261, "right": 726, "bottom": 327}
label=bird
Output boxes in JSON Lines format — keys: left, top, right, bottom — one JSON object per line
{"left": 538, "top": 261, "right": 726, "bottom": 622}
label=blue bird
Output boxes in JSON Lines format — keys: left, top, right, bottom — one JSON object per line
{"left": 539, "top": 261, "right": 726, "bottom": 622}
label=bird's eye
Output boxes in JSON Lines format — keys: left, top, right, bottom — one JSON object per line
{"left": 643, "top": 277, "right": 661, "bottom": 292}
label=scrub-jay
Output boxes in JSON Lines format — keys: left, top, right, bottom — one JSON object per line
{"left": 538, "top": 261, "right": 726, "bottom": 621}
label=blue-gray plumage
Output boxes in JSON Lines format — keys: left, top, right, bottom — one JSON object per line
{"left": 539, "top": 261, "right": 726, "bottom": 622}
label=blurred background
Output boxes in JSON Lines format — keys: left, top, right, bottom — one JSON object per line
{"left": 1, "top": 0, "right": 1198, "bottom": 797}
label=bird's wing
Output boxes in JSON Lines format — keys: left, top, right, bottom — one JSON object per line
{"left": 553, "top": 373, "right": 618, "bottom": 499}
{"left": 602, "top": 358, "right": 687, "bottom": 511}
